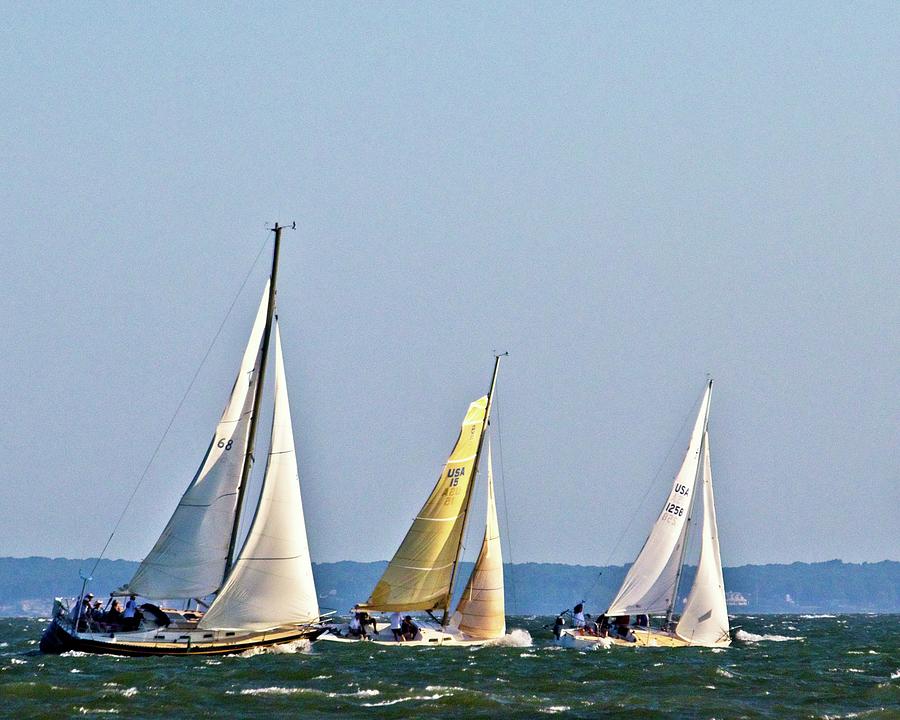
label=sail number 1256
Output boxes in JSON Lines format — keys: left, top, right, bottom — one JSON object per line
{"left": 665, "top": 503, "right": 685, "bottom": 517}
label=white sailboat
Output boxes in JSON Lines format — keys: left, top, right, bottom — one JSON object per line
{"left": 560, "top": 380, "right": 731, "bottom": 649}
{"left": 322, "top": 357, "right": 507, "bottom": 647}
{"left": 41, "top": 225, "right": 327, "bottom": 656}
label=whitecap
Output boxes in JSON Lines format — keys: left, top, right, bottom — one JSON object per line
{"left": 10, "top": 658, "right": 27, "bottom": 665}
{"left": 75, "top": 708, "right": 119, "bottom": 715}
{"left": 891, "top": 670, "right": 899, "bottom": 680}
{"left": 716, "top": 668, "right": 734, "bottom": 678}
{"left": 539, "top": 706, "right": 570, "bottom": 714}
{"left": 800, "top": 614, "right": 836, "bottom": 619}
{"left": 734, "top": 630, "right": 804, "bottom": 643}
{"left": 362, "top": 693, "right": 449, "bottom": 707}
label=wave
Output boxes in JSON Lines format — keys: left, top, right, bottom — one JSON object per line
{"left": 734, "top": 630, "right": 805, "bottom": 643}
{"left": 482, "top": 629, "right": 532, "bottom": 648}
{"left": 800, "top": 614, "right": 837, "bottom": 619}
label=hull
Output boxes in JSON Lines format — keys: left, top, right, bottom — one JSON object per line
{"left": 558, "top": 627, "right": 729, "bottom": 649}
{"left": 40, "top": 618, "right": 325, "bottom": 657}
{"left": 320, "top": 622, "right": 493, "bottom": 648}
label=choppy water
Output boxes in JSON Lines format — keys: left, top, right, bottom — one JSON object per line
{"left": 1, "top": 615, "right": 897, "bottom": 718}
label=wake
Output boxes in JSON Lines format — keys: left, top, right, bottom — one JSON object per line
{"left": 482, "top": 628, "right": 532, "bottom": 647}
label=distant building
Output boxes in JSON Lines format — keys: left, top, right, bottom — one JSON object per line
{"left": 725, "top": 591, "right": 748, "bottom": 607}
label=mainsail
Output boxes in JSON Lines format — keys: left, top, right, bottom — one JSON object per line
{"left": 359, "top": 396, "right": 489, "bottom": 613}
{"left": 451, "top": 440, "right": 506, "bottom": 639}
{"left": 675, "top": 433, "right": 729, "bottom": 645}
{"left": 199, "top": 324, "right": 319, "bottom": 630}
{"left": 606, "top": 383, "right": 712, "bottom": 616}
{"left": 122, "top": 283, "right": 269, "bottom": 600}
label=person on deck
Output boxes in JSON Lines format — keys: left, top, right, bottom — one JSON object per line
{"left": 572, "top": 602, "right": 586, "bottom": 628}
{"left": 104, "top": 601, "right": 124, "bottom": 630}
{"left": 89, "top": 600, "right": 105, "bottom": 629}
{"left": 123, "top": 594, "right": 139, "bottom": 631}
{"left": 389, "top": 611, "right": 403, "bottom": 642}
{"left": 348, "top": 610, "right": 364, "bottom": 638}
{"left": 552, "top": 615, "right": 565, "bottom": 640}
{"left": 73, "top": 594, "right": 93, "bottom": 631}
{"left": 597, "top": 614, "right": 610, "bottom": 638}
{"left": 401, "top": 615, "right": 418, "bottom": 641}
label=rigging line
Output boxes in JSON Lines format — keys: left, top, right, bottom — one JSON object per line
{"left": 493, "top": 388, "right": 518, "bottom": 616}
{"left": 87, "top": 232, "right": 272, "bottom": 579}
{"left": 583, "top": 393, "right": 701, "bottom": 604}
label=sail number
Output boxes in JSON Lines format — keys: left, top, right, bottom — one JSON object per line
{"left": 217, "top": 438, "right": 234, "bottom": 450}
{"left": 665, "top": 503, "right": 685, "bottom": 517}
{"left": 447, "top": 466, "right": 466, "bottom": 487}
{"left": 674, "top": 483, "right": 689, "bottom": 496}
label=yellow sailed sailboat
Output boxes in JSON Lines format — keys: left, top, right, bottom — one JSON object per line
{"left": 322, "top": 357, "right": 507, "bottom": 647}
{"left": 559, "top": 380, "right": 731, "bottom": 649}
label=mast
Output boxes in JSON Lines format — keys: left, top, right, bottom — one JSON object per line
{"left": 664, "top": 379, "right": 713, "bottom": 628}
{"left": 440, "top": 352, "right": 505, "bottom": 626}
{"left": 223, "top": 222, "right": 290, "bottom": 580}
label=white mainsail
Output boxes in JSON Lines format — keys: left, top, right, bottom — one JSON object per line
{"left": 675, "top": 433, "right": 730, "bottom": 646}
{"left": 199, "top": 323, "right": 319, "bottom": 630}
{"left": 123, "top": 283, "right": 269, "bottom": 600}
{"left": 606, "top": 383, "right": 712, "bottom": 616}
{"left": 451, "top": 440, "right": 506, "bottom": 639}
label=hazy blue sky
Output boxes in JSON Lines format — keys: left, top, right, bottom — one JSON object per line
{"left": 1, "top": 2, "right": 897, "bottom": 570}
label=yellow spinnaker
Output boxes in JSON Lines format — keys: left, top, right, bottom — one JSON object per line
{"left": 360, "top": 396, "right": 488, "bottom": 612}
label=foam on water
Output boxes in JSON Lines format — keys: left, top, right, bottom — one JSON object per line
{"left": 734, "top": 629, "right": 805, "bottom": 643}
{"left": 234, "top": 638, "right": 312, "bottom": 657}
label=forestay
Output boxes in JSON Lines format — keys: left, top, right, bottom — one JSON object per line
{"left": 606, "top": 384, "right": 711, "bottom": 616}
{"left": 199, "top": 324, "right": 319, "bottom": 630}
{"left": 675, "top": 434, "right": 730, "bottom": 645}
{"left": 360, "top": 396, "right": 488, "bottom": 613}
{"left": 122, "top": 283, "right": 269, "bottom": 600}
{"left": 451, "top": 440, "right": 506, "bottom": 639}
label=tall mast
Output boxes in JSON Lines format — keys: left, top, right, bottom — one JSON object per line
{"left": 665, "top": 378, "right": 713, "bottom": 628}
{"left": 223, "top": 222, "right": 290, "bottom": 580}
{"left": 441, "top": 352, "right": 506, "bottom": 626}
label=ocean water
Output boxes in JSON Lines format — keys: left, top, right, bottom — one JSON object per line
{"left": 1, "top": 615, "right": 897, "bottom": 719}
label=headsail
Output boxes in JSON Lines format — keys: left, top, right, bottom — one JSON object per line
{"left": 675, "top": 433, "right": 730, "bottom": 645}
{"left": 450, "top": 439, "right": 506, "bottom": 639}
{"left": 121, "top": 283, "right": 269, "bottom": 600}
{"left": 606, "top": 383, "right": 711, "bottom": 616}
{"left": 358, "top": 396, "right": 489, "bottom": 613}
{"left": 199, "top": 323, "right": 319, "bottom": 630}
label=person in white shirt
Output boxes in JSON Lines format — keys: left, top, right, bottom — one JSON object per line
{"left": 123, "top": 594, "right": 139, "bottom": 631}
{"left": 573, "top": 602, "right": 586, "bottom": 628}
{"left": 389, "top": 611, "right": 403, "bottom": 642}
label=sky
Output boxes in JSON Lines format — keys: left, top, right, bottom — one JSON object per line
{"left": 1, "top": 2, "right": 897, "bottom": 570}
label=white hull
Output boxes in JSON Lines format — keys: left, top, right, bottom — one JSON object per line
{"left": 321, "top": 621, "right": 493, "bottom": 648}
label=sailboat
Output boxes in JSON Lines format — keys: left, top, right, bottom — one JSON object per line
{"left": 40, "top": 225, "right": 326, "bottom": 656}
{"left": 321, "top": 357, "right": 507, "bottom": 647}
{"left": 559, "top": 380, "right": 731, "bottom": 649}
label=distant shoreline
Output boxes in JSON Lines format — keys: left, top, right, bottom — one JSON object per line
{"left": 2, "top": 557, "right": 897, "bottom": 617}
